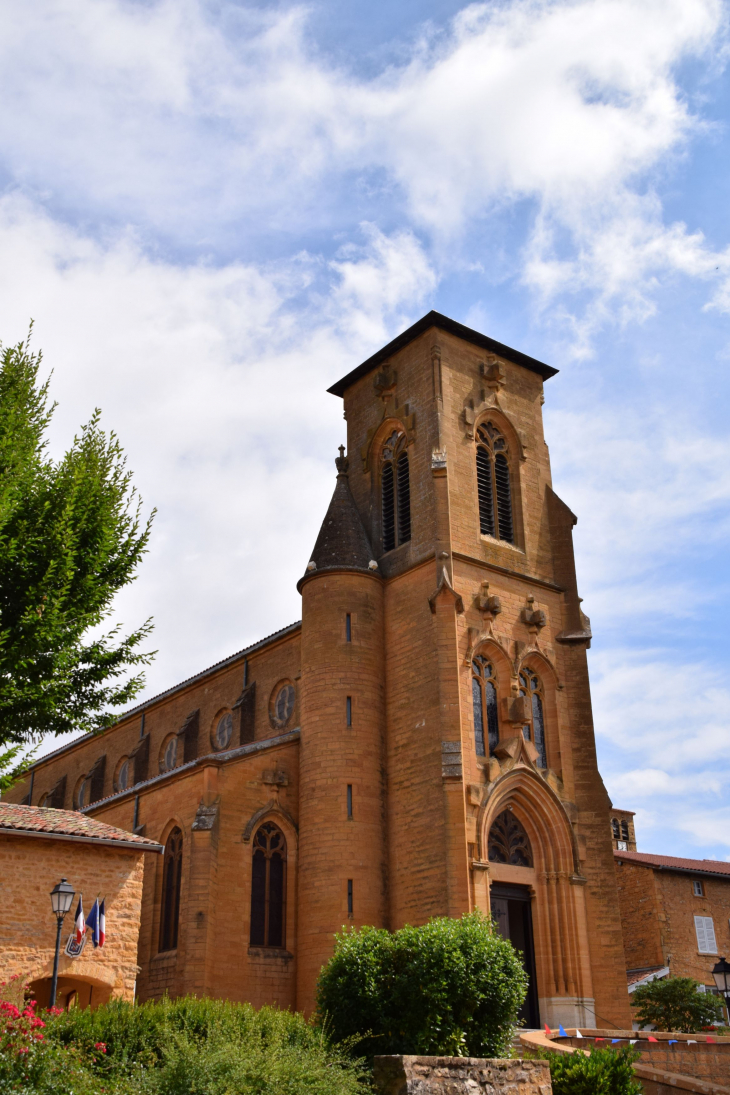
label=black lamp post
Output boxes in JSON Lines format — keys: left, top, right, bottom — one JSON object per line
{"left": 711, "top": 957, "right": 730, "bottom": 1022}
{"left": 49, "top": 878, "right": 75, "bottom": 1008}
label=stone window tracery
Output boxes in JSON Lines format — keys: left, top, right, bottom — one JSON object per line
{"left": 381, "top": 430, "right": 411, "bottom": 552}
{"left": 270, "top": 682, "right": 295, "bottom": 729}
{"left": 487, "top": 809, "right": 534, "bottom": 867}
{"left": 472, "top": 655, "right": 499, "bottom": 757}
{"left": 159, "top": 735, "right": 178, "bottom": 773}
{"left": 159, "top": 827, "right": 183, "bottom": 952}
{"left": 115, "top": 756, "right": 130, "bottom": 793}
{"left": 476, "top": 422, "right": 514, "bottom": 544}
{"left": 520, "top": 669, "right": 547, "bottom": 769}
{"left": 74, "top": 774, "right": 90, "bottom": 810}
{"left": 213, "top": 712, "right": 233, "bottom": 751}
{"left": 250, "top": 822, "right": 286, "bottom": 948}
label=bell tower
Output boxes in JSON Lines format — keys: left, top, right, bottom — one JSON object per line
{"left": 296, "top": 311, "right": 631, "bottom": 1029}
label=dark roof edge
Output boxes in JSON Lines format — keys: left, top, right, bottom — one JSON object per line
{"left": 327, "top": 310, "right": 558, "bottom": 397}
{"left": 614, "top": 853, "right": 730, "bottom": 879}
{"left": 23, "top": 622, "right": 302, "bottom": 773}
{"left": 0, "top": 827, "right": 164, "bottom": 853}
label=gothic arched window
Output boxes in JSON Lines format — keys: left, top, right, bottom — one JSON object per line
{"left": 476, "top": 422, "right": 514, "bottom": 544}
{"left": 381, "top": 430, "right": 411, "bottom": 552}
{"left": 250, "top": 822, "right": 287, "bottom": 948}
{"left": 488, "top": 810, "right": 534, "bottom": 867}
{"left": 520, "top": 669, "right": 547, "bottom": 770}
{"left": 620, "top": 820, "right": 629, "bottom": 841}
{"left": 159, "top": 827, "right": 183, "bottom": 952}
{"left": 611, "top": 818, "right": 620, "bottom": 839}
{"left": 472, "top": 656, "right": 499, "bottom": 757}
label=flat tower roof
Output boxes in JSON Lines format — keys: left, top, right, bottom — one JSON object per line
{"left": 327, "top": 310, "right": 558, "bottom": 397}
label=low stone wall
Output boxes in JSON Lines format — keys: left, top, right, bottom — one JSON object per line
{"left": 373, "top": 1055, "right": 552, "bottom": 1095}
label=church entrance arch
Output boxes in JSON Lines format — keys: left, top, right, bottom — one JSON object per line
{"left": 479, "top": 768, "right": 595, "bottom": 1030}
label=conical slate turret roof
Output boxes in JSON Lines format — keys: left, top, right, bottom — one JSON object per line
{"left": 298, "top": 448, "right": 377, "bottom": 588}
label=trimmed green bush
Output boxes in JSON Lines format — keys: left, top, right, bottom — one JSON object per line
{"left": 315, "top": 911, "right": 528, "bottom": 1058}
{"left": 631, "top": 976, "right": 724, "bottom": 1033}
{"left": 538, "top": 1045, "right": 642, "bottom": 1095}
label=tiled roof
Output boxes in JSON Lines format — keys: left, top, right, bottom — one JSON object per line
{"left": 627, "top": 966, "right": 669, "bottom": 987}
{"left": 615, "top": 850, "right": 730, "bottom": 877}
{"left": 0, "top": 803, "right": 162, "bottom": 850}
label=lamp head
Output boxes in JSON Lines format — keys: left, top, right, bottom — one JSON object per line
{"left": 49, "top": 877, "right": 75, "bottom": 919}
{"left": 712, "top": 957, "right": 730, "bottom": 995}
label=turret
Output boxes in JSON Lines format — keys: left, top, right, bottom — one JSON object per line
{"left": 296, "top": 448, "right": 387, "bottom": 1013}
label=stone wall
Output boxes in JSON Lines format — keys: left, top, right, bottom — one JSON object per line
{"left": 373, "top": 1056, "right": 552, "bottom": 1095}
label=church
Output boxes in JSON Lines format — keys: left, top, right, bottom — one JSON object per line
{"left": 5, "top": 310, "right": 632, "bottom": 1029}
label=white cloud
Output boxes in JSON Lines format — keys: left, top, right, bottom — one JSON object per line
{"left": 0, "top": 194, "right": 436, "bottom": 734}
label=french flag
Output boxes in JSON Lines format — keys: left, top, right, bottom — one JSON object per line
{"left": 99, "top": 899, "right": 106, "bottom": 948}
{"left": 85, "top": 899, "right": 100, "bottom": 947}
{"left": 73, "top": 896, "right": 85, "bottom": 945}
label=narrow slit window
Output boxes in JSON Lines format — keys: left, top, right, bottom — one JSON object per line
{"left": 381, "top": 430, "right": 411, "bottom": 551}
{"left": 346, "top": 614, "right": 351, "bottom": 642}
{"left": 476, "top": 422, "right": 514, "bottom": 544}
{"left": 472, "top": 656, "right": 499, "bottom": 756}
{"left": 346, "top": 696, "right": 352, "bottom": 727}
{"left": 347, "top": 784, "right": 353, "bottom": 818}
{"left": 347, "top": 879, "right": 353, "bottom": 917}
{"left": 693, "top": 880, "right": 704, "bottom": 897}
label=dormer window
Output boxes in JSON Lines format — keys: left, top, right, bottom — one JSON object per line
{"left": 381, "top": 430, "right": 411, "bottom": 552}
{"left": 476, "top": 422, "right": 514, "bottom": 544}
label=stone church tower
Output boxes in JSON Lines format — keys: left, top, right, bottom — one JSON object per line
{"left": 5, "top": 312, "right": 630, "bottom": 1029}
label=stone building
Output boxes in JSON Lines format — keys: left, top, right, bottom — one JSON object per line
{"left": 610, "top": 808, "right": 637, "bottom": 852}
{"left": 615, "top": 847, "right": 730, "bottom": 1012}
{"left": 3, "top": 311, "right": 632, "bottom": 1028}
{"left": 0, "top": 803, "right": 161, "bottom": 1007}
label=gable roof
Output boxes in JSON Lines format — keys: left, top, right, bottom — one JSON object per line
{"left": 614, "top": 849, "right": 730, "bottom": 879}
{"left": 0, "top": 803, "right": 163, "bottom": 852}
{"left": 327, "top": 310, "right": 558, "bottom": 397}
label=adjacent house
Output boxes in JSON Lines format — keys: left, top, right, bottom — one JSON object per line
{"left": 0, "top": 803, "right": 162, "bottom": 1008}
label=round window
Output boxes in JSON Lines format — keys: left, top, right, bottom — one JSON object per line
{"left": 274, "top": 683, "right": 295, "bottom": 727}
{"left": 116, "top": 758, "right": 130, "bottom": 792}
{"left": 214, "top": 712, "right": 233, "bottom": 750}
{"left": 161, "top": 736, "right": 177, "bottom": 772}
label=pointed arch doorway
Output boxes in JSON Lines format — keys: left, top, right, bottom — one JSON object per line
{"left": 488, "top": 809, "right": 540, "bottom": 1028}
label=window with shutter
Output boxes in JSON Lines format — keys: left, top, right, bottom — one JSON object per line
{"left": 475, "top": 422, "right": 514, "bottom": 544}
{"left": 695, "top": 915, "right": 718, "bottom": 954}
{"left": 381, "top": 430, "right": 411, "bottom": 551}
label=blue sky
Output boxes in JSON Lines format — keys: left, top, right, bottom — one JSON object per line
{"left": 3, "top": 0, "right": 730, "bottom": 860}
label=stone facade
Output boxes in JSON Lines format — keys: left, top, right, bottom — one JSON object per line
{"left": 615, "top": 850, "right": 730, "bottom": 994}
{"left": 373, "top": 1056, "right": 552, "bottom": 1095}
{"left": 3, "top": 311, "right": 631, "bottom": 1027}
{"left": 0, "top": 805, "right": 160, "bottom": 1007}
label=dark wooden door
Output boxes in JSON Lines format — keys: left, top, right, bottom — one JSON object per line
{"left": 490, "top": 882, "right": 540, "bottom": 1029}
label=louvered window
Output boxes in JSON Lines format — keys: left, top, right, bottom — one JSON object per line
{"left": 159, "top": 827, "right": 183, "bottom": 952}
{"left": 381, "top": 430, "right": 411, "bottom": 552}
{"left": 476, "top": 423, "right": 514, "bottom": 544}
{"left": 250, "top": 822, "right": 287, "bottom": 948}
{"left": 519, "top": 669, "right": 547, "bottom": 769}
{"left": 472, "top": 656, "right": 499, "bottom": 757}
{"left": 695, "top": 915, "right": 718, "bottom": 954}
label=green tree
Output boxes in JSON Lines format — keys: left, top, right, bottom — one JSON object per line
{"left": 631, "top": 976, "right": 724, "bottom": 1033}
{"left": 315, "top": 911, "right": 528, "bottom": 1059}
{"left": 0, "top": 330, "right": 154, "bottom": 748}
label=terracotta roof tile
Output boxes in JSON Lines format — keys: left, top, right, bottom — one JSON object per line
{"left": 614, "top": 849, "right": 730, "bottom": 877}
{"left": 0, "top": 803, "right": 161, "bottom": 849}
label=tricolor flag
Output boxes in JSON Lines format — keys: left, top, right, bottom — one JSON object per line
{"left": 558, "top": 1024, "right": 567, "bottom": 1037}
{"left": 99, "top": 899, "right": 106, "bottom": 948}
{"left": 86, "top": 899, "right": 100, "bottom": 948}
{"left": 73, "top": 896, "right": 85, "bottom": 945}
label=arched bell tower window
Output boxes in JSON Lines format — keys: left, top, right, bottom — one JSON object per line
{"left": 250, "top": 822, "right": 287, "bottom": 948}
{"left": 472, "top": 656, "right": 499, "bottom": 757}
{"left": 476, "top": 422, "right": 514, "bottom": 544}
{"left": 159, "top": 827, "right": 183, "bottom": 953}
{"left": 381, "top": 430, "right": 411, "bottom": 552}
{"left": 520, "top": 669, "right": 547, "bottom": 769}
{"left": 611, "top": 818, "right": 620, "bottom": 839}
{"left": 488, "top": 810, "right": 533, "bottom": 866}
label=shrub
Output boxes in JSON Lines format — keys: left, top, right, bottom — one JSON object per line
{"left": 538, "top": 1045, "right": 642, "bottom": 1095}
{"left": 631, "top": 976, "right": 724, "bottom": 1033}
{"left": 315, "top": 911, "right": 528, "bottom": 1058}
{"left": 42, "top": 996, "right": 366, "bottom": 1095}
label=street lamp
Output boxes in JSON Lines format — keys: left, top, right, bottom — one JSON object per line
{"left": 711, "top": 957, "right": 730, "bottom": 1024}
{"left": 49, "top": 878, "right": 75, "bottom": 1008}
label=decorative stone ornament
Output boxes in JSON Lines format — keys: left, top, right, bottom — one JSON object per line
{"left": 521, "top": 595, "right": 547, "bottom": 636}
{"left": 476, "top": 581, "right": 502, "bottom": 619}
{"left": 481, "top": 357, "right": 506, "bottom": 392}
